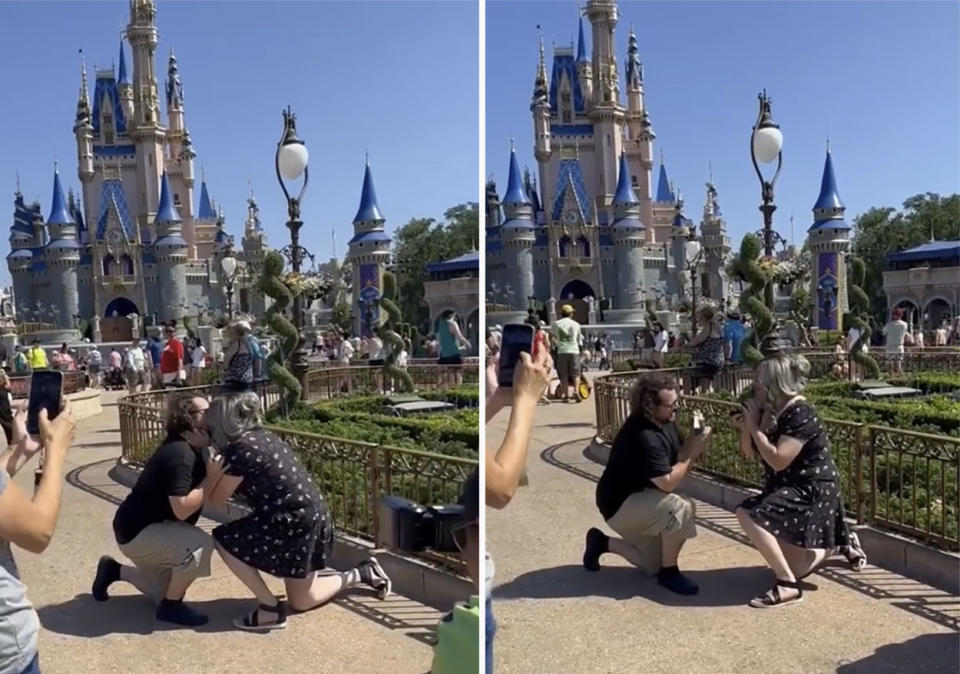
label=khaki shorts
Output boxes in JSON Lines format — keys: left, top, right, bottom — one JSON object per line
{"left": 606, "top": 489, "right": 697, "bottom": 574}
{"left": 118, "top": 521, "right": 214, "bottom": 603}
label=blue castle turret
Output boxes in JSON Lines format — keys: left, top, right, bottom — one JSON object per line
{"left": 153, "top": 171, "right": 189, "bottom": 323}
{"left": 611, "top": 153, "right": 645, "bottom": 310}
{"left": 44, "top": 166, "right": 81, "bottom": 327}
{"left": 807, "top": 145, "right": 852, "bottom": 331}
{"left": 499, "top": 144, "right": 536, "bottom": 307}
{"left": 347, "top": 158, "right": 392, "bottom": 337}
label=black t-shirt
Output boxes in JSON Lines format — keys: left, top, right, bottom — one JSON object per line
{"left": 596, "top": 414, "right": 683, "bottom": 520}
{"left": 113, "top": 435, "right": 206, "bottom": 544}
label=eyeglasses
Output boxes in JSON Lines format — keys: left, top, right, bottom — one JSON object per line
{"left": 451, "top": 520, "right": 477, "bottom": 552}
{"left": 659, "top": 400, "right": 680, "bottom": 410}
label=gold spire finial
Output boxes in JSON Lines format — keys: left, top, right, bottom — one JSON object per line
{"left": 201, "top": 164, "right": 206, "bottom": 183}
{"left": 15, "top": 171, "right": 21, "bottom": 194}
{"left": 509, "top": 135, "right": 515, "bottom": 152}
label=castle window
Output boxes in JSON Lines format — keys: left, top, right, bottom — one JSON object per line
{"left": 102, "top": 254, "right": 115, "bottom": 276}
{"left": 562, "top": 111, "right": 572, "bottom": 124}
{"left": 632, "top": 175, "right": 638, "bottom": 186}
{"left": 558, "top": 235, "right": 571, "bottom": 258}
{"left": 174, "top": 193, "right": 181, "bottom": 206}
{"left": 578, "top": 236, "right": 591, "bottom": 258}
{"left": 104, "top": 130, "right": 114, "bottom": 145}
{"left": 120, "top": 254, "right": 134, "bottom": 275}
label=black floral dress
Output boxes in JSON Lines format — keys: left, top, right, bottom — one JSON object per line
{"left": 212, "top": 428, "right": 334, "bottom": 578}
{"left": 740, "top": 401, "right": 852, "bottom": 550}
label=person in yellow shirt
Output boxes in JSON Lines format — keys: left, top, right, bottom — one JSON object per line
{"left": 431, "top": 470, "right": 480, "bottom": 674}
{"left": 27, "top": 341, "right": 48, "bottom": 370}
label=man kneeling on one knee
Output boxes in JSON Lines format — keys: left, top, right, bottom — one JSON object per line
{"left": 583, "top": 372, "right": 711, "bottom": 595}
{"left": 91, "top": 393, "right": 224, "bottom": 626}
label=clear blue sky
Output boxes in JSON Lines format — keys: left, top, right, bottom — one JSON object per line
{"left": 486, "top": 0, "right": 960, "bottom": 247}
{"left": 0, "top": 0, "right": 478, "bottom": 284}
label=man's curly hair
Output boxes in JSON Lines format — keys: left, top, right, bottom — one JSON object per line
{"left": 629, "top": 372, "right": 678, "bottom": 422}
{"left": 165, "top": 392, "right": 203, "bottom": 436}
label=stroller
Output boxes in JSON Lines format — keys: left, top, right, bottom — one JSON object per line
{"left": 104, "top": 367, "right": 125, "bottom": 390}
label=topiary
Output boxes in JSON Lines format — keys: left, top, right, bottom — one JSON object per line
{"left": 377, "top": 271, "right": 414, "bottom": 391}
{"left": 846, "top": 256, "right": 880, "bottom": 379}
{"left": 730, "top": 234, "right": 776, "bottom": 366}
{"left": 258, "top": 250, "right": 302, "bottom": 410}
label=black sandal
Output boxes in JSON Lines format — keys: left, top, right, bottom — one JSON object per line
{"left": 842, "top": 532, "right": 867, "bottom": 572}
{"left": 749, "top": 579, "right": 803, "bottom": 608}
{"left": 233, "top": 601, "right": 287, "bottom": 631}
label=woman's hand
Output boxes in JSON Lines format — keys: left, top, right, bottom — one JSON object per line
{"left": 38, "top": 404, "right": 76, "bottom": 459}
{"left": 513, "top": 350, "right": 552, "bottom": 404}
{"left": 204, "top": 452, "right": 226, "bottom": 486}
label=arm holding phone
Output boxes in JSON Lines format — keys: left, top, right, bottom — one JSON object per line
{"left": 485, "top": 350, "right": 551, "bottom": 509}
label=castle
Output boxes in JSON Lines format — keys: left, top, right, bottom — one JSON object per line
{"left": 7, "top": 0, "right": 267, "bottom": 341}
{"left": 486, "top": 0, "right": 730, "bottom": 324}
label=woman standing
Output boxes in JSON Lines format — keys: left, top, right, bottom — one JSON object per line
{"left": 222, "top": 321, "right": 258, "bottom": 388}
{"left": 205, "top": 391, "right": 392, "bottom": 630}
{"left": 734, "top": 353, "right": 866, "bottom": 608}
{"left": 189, "top": 338, "right": 208, "bottom": 386}
{"left": 686, "top": 306, "right": 725, "bottom": 394}
{"left": 437, "top": 310, "right": 471, "bottom": 387}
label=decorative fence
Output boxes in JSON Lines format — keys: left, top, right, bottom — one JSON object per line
{"left": 117, "top": 365, "right": 478, "bottom": 574}
{"left": 594, "top": 369, "right": 960, "bottom": 550}
{"left": 10, "top": 371, "right": 85, "bottom": 399}
{"left": 304, "top": 362, "right": 479, "bottom": 403}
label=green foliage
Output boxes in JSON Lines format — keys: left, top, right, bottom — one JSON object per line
{"left": 377, "top": 271, "right": 414, "bottom": 391}
{"left": 330, "top": 295, "right": 352, "bottom": 336}
{"left": 268, "top": 390, "right": 479, "bottom": 459}
{"left": 846, "top": 256, "right": 881, "bottom": 379}
{"left": 852, "top": 193, "right": 960, "bottom": 322}
{"left": 258, "top": 250, "right": 302, "bottom": 409}
{"left": 393, "top": 203, "right": 479, "bottom": 329}
{"left": 728, "top": 234, "right": 775, "bottom": 366}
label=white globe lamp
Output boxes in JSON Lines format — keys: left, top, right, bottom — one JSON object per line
{"left": 752, "top": 126, "right": 783, "bottom": 164}
{"left": 278, "top": 142, "right": 309, "bottom": 181}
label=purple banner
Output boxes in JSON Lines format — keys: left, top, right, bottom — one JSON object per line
{"left": 357, "top": 263, "right": 381, "bottom": 338}
{"left": 816, "top": 251, "right": 839, "bottom": 330}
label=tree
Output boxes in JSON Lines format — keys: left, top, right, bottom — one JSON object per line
{"left": 393, "top": 203, "right": 478, "bottom": 332}
{"left": 852, "top": 193, "right": 959, "bottom": 321}
{"left": 330, "top": 295, "right": 351, "bottom": 335}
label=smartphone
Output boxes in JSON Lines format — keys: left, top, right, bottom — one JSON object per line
{"left": 497, "top": 323, "right": 535, "bottom": 388}
{"left": 692, "top": 410, "right": 705, "bottom": 435}
{"left": 27, "top": 370, "right": 63, "bottom": 436}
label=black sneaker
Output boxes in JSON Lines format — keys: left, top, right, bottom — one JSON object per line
{"left": 92, "top": 555, "right": 121, "bottom": 602}
{"left": 657, "top": 567, "right": 699, "bottom": 596}
{"left": 583, "top": 527, "right": 608, "bottom": 572}
{"left": 358, "top": 557, "right": 392, "bottom": 600}
{"left": 156, "top": 599, "right": 209, "bottom": 627}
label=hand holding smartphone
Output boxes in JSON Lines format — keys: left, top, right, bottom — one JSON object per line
{"left": 497, "top": 324, "right": 535, "bottom": 388}
{"left": 27, "top": 371, "right": 64, "bottom": 436}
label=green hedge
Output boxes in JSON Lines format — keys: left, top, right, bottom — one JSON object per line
{"left": 268, "top": 391, "right": 479, "bottom": 459}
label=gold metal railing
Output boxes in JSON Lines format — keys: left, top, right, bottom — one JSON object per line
{"left": 117, "top": 367, "right": 478, "bottom": 573}
{"left": 594, "top": 368, "right": 960, "bottom": 550}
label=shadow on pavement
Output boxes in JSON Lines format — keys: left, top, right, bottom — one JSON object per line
{"left": 541, "top": 439, "right": 959, "bottom": 632}
{"left": 38, "top": 594, "right": 265, "bottom": 635}
{"left": 494, "top": 563, "right": 771, "bottom": 607}
{"left": 835, "top": 632, "right": 959, "bottom": 673}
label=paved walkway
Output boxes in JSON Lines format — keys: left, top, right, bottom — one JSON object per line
{"left": 486, "top": 397, "right": 959, "bottom": 674}
{"left": 14, "top": 391, "right": 439, "bottom": 674}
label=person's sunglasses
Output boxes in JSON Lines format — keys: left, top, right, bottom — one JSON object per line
{"left": 451, "top": 520, "right": 477, "bottom": 552}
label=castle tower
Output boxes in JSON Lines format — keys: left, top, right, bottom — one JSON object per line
{"left": 652, "top": 151, "right": 678, "bottom": 243}
{"left": 347, "top": 159, "right": 392, "bottom": 337}
{"left": 610, "top": 152, "right": 645, "bottom": 311}
{"left": 531, "top": 34, "right": 552, "bottom": 165}
{"left": 585, "top": 0, "right": 619, "bottom": 107}
{"left": 117, "top": 40, "right": 134, "bottom": 121}
{"left": 44, "top": 167, "right": 81, "bottom": 328}
{"left": 193, "top": 167, "right": 219, "bottom": 259}
{"left": 807, "top": 146, "right": 851, "bottom": 331}
{"left": 241, "top": 188, "right": 268, "bottom": 317}
{"left": 575, "top": 17, "right": 593, "bottom": 106}
{"left": 7, "top": 187, "right": 42, "bottom": 313}
{"left": 500, "top": 145, "right": 536, "bottom": 308}
{"left": 127, "top": 0, "right": 166, "bottom": 227}
{"left": 152, "top": 171, "right": 189, "bottom": 323}
{"left": 699, "top": 173, "right": 730, "bottom": 303}
{"left": 622, "top": 26, "right": 655, "bottom": 242}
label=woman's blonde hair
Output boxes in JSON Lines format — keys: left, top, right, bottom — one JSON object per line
{"left": 206, "top": 390, "right": 261, "bottom": 450}
{"left": 755, "top": 353, "right": 811, "bottom": 406}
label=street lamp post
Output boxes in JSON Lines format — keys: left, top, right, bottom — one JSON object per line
{"left": 685, "top": 234, "right": 704, "bottom": 332}
{"left": 275, "top": 106, "right": 310, "bottom": 391}
{"left": 750, "top": 89, "right": 784, "bottom": 311}
{"left": 219, "top": 245, "right": 239, "bottom": 321}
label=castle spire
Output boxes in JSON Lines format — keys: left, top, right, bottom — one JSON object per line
{"left": 655, "top": 151, "right": 674, "bottom": 202}
{"left": 155, "top": 170, "right": 181, "bottom": 224}
{"left": 625, "top": 27, "right": 642, "bottom": 88}
{"left": 809, "top": 144, "right": 849, "bottom": 230}
{"left": 612, "top": 152, "right": 639, "bottom": 207}
{"left": 117, "top": 39, "right": 130, "bottom": 85}
{"left": 502, "top": 142, "right": 529, "bottom": 207}
{"left": 47, "top": 164, "right": 75, "bottom": 226}
{"left": 532, "top": 29, "right": 548, "bottom": 107}
{"left": 576, "top": 16, "right": 588, "bottom": 62}
{"left": 166, "top": 47, "right": 183, "bottom": 108}
{"left": 353, "top": 158, "right": 384, "bottom": 224}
